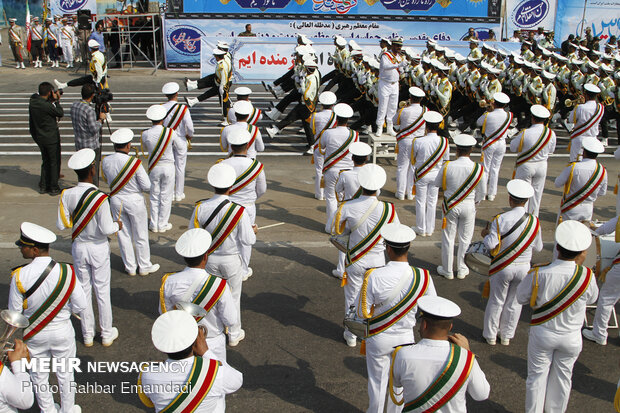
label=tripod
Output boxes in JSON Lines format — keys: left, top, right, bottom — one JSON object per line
{"left": 74, "top": 29, "right": 91, "bottom": 75}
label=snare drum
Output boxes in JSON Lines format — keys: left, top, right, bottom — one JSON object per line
{"left": 329, "top": 234, "right": 349, "bottom": 253}
{"left": 464, "top": 241, "right": 491, "bottom": 276}
{"left": 598, "top": 233, "right": 619, "bottom": 275}
{"left": 343, "top": 306, "right": 368, "bottom": 338}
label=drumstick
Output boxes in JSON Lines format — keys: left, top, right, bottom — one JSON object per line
{"left": 257, "top": 222, "right": 285, "bottom": 230}
{"left": 117, "top": 202, "right": 123, "bottom": 221}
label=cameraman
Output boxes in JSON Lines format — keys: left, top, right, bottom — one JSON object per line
{"left": 71, "top": 83, "right": 106, "bottom": 186}
{"left": 29, "top": 82, "right": 64, "bottom": 195}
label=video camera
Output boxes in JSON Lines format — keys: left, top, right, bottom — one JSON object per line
{"left": 93, "top": 88, "right": 113, "bottom": 118}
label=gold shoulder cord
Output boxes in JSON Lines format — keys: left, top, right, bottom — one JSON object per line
{"left": 388, "top": 346, "right": 405, "bottom": 405}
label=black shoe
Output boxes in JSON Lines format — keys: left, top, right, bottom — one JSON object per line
{"left": 49, "top": 189, "right": 61, "bottom": 196}
{"left": 39, "top": 187, "right": 49, "bottom": 194}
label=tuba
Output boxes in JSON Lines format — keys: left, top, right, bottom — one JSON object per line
{"left": 0, "top": 310, "right": 29, "bottom": 363}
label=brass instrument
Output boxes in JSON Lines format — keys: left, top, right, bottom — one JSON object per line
{"left": 564, "top": 96, "right": 584, "bottom": 107}
{"left": 175, "top": 301, "right": 207, "bottom": 319}
{"left": 0, "top": 309, "right": 29, "bottom": 363}
{"left": 187, "top": 137, "right": 193, "bottom": 151}
{"left": 602, "top": 96, "right": 614, "bottom": 106}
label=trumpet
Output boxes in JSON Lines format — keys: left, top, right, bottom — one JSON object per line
{"left": 479, "top": 99, "right": 492, "bottom": 109}
{"left": 564, "top": 97, "right": 583, "bottom": 108}
{"left": 0, "top": 309, "right": 29, "bottom": 363}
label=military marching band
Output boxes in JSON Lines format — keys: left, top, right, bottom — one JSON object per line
{"left": 1, "top": 30, "right": 620, "bottom": 413}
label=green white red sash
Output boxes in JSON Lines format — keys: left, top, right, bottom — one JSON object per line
{"left": 482, "top": 112, "right": 513, "bottom": 150}
{"left": 9, "top": 28, "right": 21, "bottom": 43}
{"left": 109, "top": 156, "right": 141, "bottom": 196}
{"left": 530, "top": 265, "right": 593, "bottom": 326}
{"left": 367, "top": 267, "right": 429, "bottom": 337}
{"left": 229, "top": 160, "right": 263, "bottom": 194}
{"left": 61, "top": 27, "right": 72, "bottom": 44}
{"left": 247, "top": 106, "right": 262, "bottom": 125}
{"left": 560, "top": 162, "right": 606, "bottom": 214}
{"left": 71, "top": 190, "right": 109, "bottom": 241}
{"left": 191, "top": 275, "right": 227, "bottom": 318}
{"left": 515, "top": 126, "right": 553, "bottom": 168}
{"left": 148, "top": 127, "right": 174, "bottom": 172}
{"left": 23, "top": 263, "right": 76, "bottom": 340}
{"left": 159, "top": 357, "right": 219, "bottom": 413}
{"left": 206, "top": 203, "right": 245, "bottom": 254}
{"left": 313, "top": 112, "right": 337, "bottom": 149}
{"left": 403, "top": 344, "right": 475, "bottom": 412}
{"left": 570, "top": 103, "right": 604, "bottom": 140}
{"left": 383, "top": 51, "right": 398, "bottom": 64}
{"left": 46, "top": 28, "right": 57, "bottom": 42}
{"left": 164, "top": 103, "right": 188, "bottom": 131}
{"left": 31, "top": 27, "right": 43, "bottom": 40}
{"left": 442, "top": 163, "right": 484, "bottom": 215}
{"left": 489, "top": 214, "right": 540, "bottom": 275}
{"left": 246, "top": 123, "right": 259, "bottom": 148}
{"left": 323, "top": 130, "right": 358, "bottom": 173}
{"left": 346, "top": 201, "right": 396, "bottom": 266}
{"left": 397, "top": 108, "right": 427, "bottom": 142}
{"left": 414, "top": 137, "right": 449, "bottom": 180}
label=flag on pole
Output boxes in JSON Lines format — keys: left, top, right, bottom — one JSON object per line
{"left": 26, "top": 0, "right": 32, "bottom": 53}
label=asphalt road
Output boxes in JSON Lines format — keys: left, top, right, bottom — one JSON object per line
{"left": 0, "top": 63, "right": 618, "bottom": 412}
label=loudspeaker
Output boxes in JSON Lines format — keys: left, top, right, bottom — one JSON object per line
{"left": 77, "top": 10, "right": 91, "bottom": 31}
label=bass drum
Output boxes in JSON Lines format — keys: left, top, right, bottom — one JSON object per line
{"left": 343, "top": 306, "right": 368, "bottom": 338}
{"left": 464, "top": 241, "right": 491, "bottom": 276}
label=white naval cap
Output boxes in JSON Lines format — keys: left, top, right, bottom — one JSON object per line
{"left": 600, "top": 63, "right": 614, "bottom": 72}
{"left": 87, "top": 39, "right": 100, "bottom": 49}
{"left": 213, "top": 48, "right": 226, "bottom": 56}
{"left": 409, "top": 86, "right": 425, "bottom": 98}
{"left": 571, "top": 59, "right": 583, "bottom": 65}
{"left": 68, "top": 148, "right": 95, "bottom": 170}
{"left": 350, "top": 49, "right": 363, "bottom": 57}
{"left": 234, "top": 86, "right": 252, "bottom": 96}
{"left": 358, "top": 164, "right": 386, "bottom": 191}
{"left": 217, "top": 41, "right": 229, "bottom": 49}
{"left": 304, "top": 59, "right": 318, "bottom": 68}
{"left": 233, "top": 100, "right": 252, "bottom": 116}
{"left": 349, "top": 141, "right": 372, "bottom": 157}
{"left": 151, "top": 310, "right": 198, "bottom": 353}
{"left": 453, "top": 134, "right": 476, "bottom": 147}
{"left": 555, "top": 220, "right": 592, "bottom": 252}
{"left": 175, "top": 228, "right": 212, "bottom": 258}
{"left": 319, "top": 91, "right": 337, "bottom": 106}
{"left": 435, "top": 45, "right": 445, "bottom": 52}
{"left": 423, "top": 111, "right": 443, "bottom": 123}
{"left": 542, "top": 70, "right": 556, "bottom": 80}
{"left": 298, "top": 34, "right": 311, "bottom": 45}
{"left": 334, "top": 103, "right": 354, "bottom": 118}
{"left": 583, "top": 83, "right": 601, "bottom": 94}
{"left": 228, "top": 129, "right": 252, "bottom": 145}
{"left": 295, "top": 45, "right": 308, "bottom": 55}
{"left": 587, "top": 61, "right": 599, "bottom": 70}
{"left": 507, "top": 179, "right": 534, "bottom": 199}
{"left": 146, "top": 104, "right": 167, "bottom": 121}
{"left": 349, "top": 40, "right": 361, "bottom": 50}
{"left": 16, "top": 222, "right": 57, "bottom": 247}
{"left": 488, "top": 67, "right": 501, "bottom": 75}
{"left": 9, "top": 18, "right": 16, "bottom": 22}
{"left": 418, "top": 296, "right": 461, "bottom": 319}
{"left": 455, "top": 54, "right": 466, "bottom": 62}
{"left": 162, "top": 82, "right": 180, "bottom": 95}
{"left": 493, "top": 92, "right": 510, "bottom": 104}
{"left": 208, "top": 163, "right": 236, "bottom": 189}
{"left": 335, "top": 35, "right": 347, "bottom": 47}
{"left": 530, "top": 104, "right": 550, "bottom": 119}
{"left": 581, "top": 136, "right": 605, "bottom": 154}
{"left": 381, "top": 223, "right": 416, "bottom": 245}
{"left": 445, "top": 50, "right": 455, "bottom": 58}
{"left": 380, "top": 36, "right": 392, "bottom": 44}
{"left": 110, "top": 128, "right": 134, "bottom": 145}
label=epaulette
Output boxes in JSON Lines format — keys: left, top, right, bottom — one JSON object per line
{"left": 338, "top": 169, "right": 351, "bottom": 175}
{"left": 195, "top": 198, "right": 209, "bottom": 205}
{"left": 11, "top": 264, "right": 26, "bottom": 272}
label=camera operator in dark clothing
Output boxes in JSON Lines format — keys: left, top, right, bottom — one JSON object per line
{"left": 29, "top": 82, "right": 64, "bottom": 195}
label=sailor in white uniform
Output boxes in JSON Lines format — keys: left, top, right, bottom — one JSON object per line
{"left": 311, "top": 91, "right": 338, "bottom": 200}
{"left": 476, "top": 92, "right": 513, "bottom": 201}
{"left": 221, "top": 100, "right": 264, "bottom": 159}
{"left": 354, "top": 224, "right": 436, "bottom": 413}
{"left": 190, "top": 163, "right": 257, "bottom": 347}
{"left": 394, "top": 86, "right": 427, "bottom": 200}
{"left": 161, "top": 82, "right": 194, "bottom": 202}
{"left": 226, "top": 87, "right": 263, "bottom": 126}
{"left": 9, "top": 222, "right": 87, "bottom": 413}
{"left": 142, "top": 105, "right": 184, "bottom": 233}
{"left": 320, "top": 103, "right": 359, "bottom": 232}
{"left": 566, "top": 83, "right": 605, "bottom": 161}
{"left": 102, "top": 128, "right": 159, "bottom": 277}
{"left": 411, "top": 111, "right": 450, "bottom": 237}
{"left": 481, "top": 180, "right": 543, "bottom": 346}
{"left": 375, "top": 37, "right": 406, "bottom": 137}
{"left": 554, "top": 137, "right": 607, "bottom": 223}
{"left": 509, "top": 105, "right": 556, "bottom": 217}
{"left": 517, "top": 221, "right": 598, "bottom": 413}
{"left": 0, "top": 338, "right": 34, "bottom": 412}
{"left": 220, "top": 130, "right": 266, "bottom": 280}
{"left": 138, "top": 311, "right": 243, "bottom": 413}
{"left": 332, "top": 164, "right": 399, "bottom": 347}
{"left": 160, "top": 228, "right": 238, "bottom": 361}
{"left": 57, "top": 149, "right": 120, "bottom": 348}
{"left": 389, "top": 296, "right": 490, "bottom": 412}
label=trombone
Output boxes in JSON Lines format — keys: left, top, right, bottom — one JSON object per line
{"left": 0, "top": 309, "right": 29, "bottom": 364}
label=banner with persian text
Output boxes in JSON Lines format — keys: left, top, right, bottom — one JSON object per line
{"left": 554, "top": 0, "right": 620, "bottom": 48}
{"left": 49, "top": 0, "right": 97, "bottom": 16}
{"left": 504, "top": 0, "right": 557, "bottom": 36}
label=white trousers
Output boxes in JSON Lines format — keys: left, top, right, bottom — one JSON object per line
{"left": 482, "top": 140, "right": 506, "bottom": 198}
{"left": 27, "top": 321, "right": 76, "bottom": 413}
{"left": 441, "top": 201, "right": 476, "bottom": 274}
{"left": 558, "top": 201, "right": 594, "bottom": 223}
{"left": 365, "top": 332, "right": 412, "bottom": 413}
{"left": 173, "top": 138, "right": 188, "bottom": 197}
{"left": 592, "top": 265, "right": 620, "bottom": 341}
{"left": 238, "top": 203, "right": 255, "bottom": 273}
{"left": 149, "top": 162, "right": 175, "bottom": 230}
{"left": 324, "top": 168, "right": 340, "bottom": 233}
{"left": 206, "top": 254, "right": 244, "bottom": 340}
{"left": 60, "top": 42, "right": 73, "bottom": 63}
{"left": 515, "top": 161, "right": 547, "bottom": 217}
{"left": 396, "top": 138, "right": 414, "bottom": 198}
{"left": 110, "top": 194, "right": 152, "bottom": 273}
{"left": 335, "top": 250, "right": 346, "bottom": 276}
{"left": 72, "top": 240, "right": 114, "bottom": 341}
{"left": 375, "top": 80, "right": 398, "bottom": 128}
{"left": 314, "top": 148, "right": 324, "bottom": 199}
{"left": 414, "top": 172, "right": 439, "bottom": 235}
{"left": 206, "top": 332, "right": 227, "bottom": 363}
{"left": 525, "top": 327, "right": 581, "bottom": 413}
{"left": 483, "top": 263, "right": 530, "bottom": 341}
